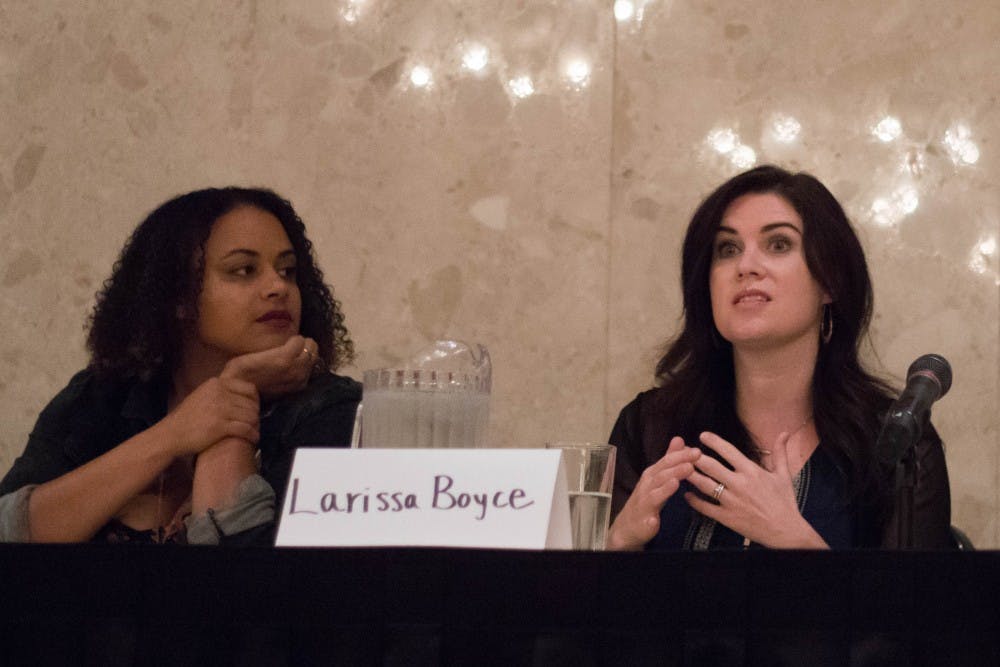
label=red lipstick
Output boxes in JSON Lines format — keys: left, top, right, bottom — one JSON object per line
{"left": 257, "top": 310, "right": 293, "bottom": 323}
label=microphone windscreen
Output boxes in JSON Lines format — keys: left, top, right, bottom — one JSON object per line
{"left": 906, "top": 354, "right": 952, "bottom": 397}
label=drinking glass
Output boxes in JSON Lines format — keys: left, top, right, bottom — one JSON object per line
{"left": 545, "top": 442, "right": 616, "bottom": 550}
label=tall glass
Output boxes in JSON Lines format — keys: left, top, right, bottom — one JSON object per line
{"left": 545, "top": 442, "right": 616, "bottom": 550}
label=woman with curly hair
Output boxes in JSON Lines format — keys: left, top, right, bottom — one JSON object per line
{"left": 607, "top": 166, "right": 951, "bottom": 550}
{"left": 0, "top": 187, "right": 360, "bottom": 545}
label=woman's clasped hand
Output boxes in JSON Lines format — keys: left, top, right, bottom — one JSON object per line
{"left": 166, "top": 333, "right": 321, "bottom": 455}
{"left": 160, "top": 374, "right": 261, "bottom": 456}
{"left": 221, "top": 334, "right": 319, "bottom": 401}
{"left": 609, "top": 430, "right": 827, "bottom": 551}
{"left": 607, "top": 437, "right": 700, "bottom": 550}
{"left": 684, "top": 431, "right": 827, "bottom": 549}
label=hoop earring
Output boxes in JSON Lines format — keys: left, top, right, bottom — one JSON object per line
{"left": 821, "top": 304, "right": 834, "bottom": 344}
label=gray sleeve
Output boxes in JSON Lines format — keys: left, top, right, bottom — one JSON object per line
{"left": 0, "top": 485, "right": 36, "bottom": 542}
{"left": 184, "top": 474, "right": 275, "bottom": 545}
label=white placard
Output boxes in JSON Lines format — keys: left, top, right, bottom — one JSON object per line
{"left": 275, "top": 448, "right": 572, "bottom": 549}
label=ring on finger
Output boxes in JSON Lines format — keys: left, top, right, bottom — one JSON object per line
{"left": 712, "top": 481, "right": 726, "bottom": 501}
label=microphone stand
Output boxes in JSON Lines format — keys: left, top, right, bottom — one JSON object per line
{"left": 895, "top": 445, "right": 917, "bottom": 548}
{"left": 878, "top": 414, "right": 919, "bottom": 549}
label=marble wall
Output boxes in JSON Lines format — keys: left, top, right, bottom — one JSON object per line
{"left": 1, "top": 1, "right": 997, "bottom": 545}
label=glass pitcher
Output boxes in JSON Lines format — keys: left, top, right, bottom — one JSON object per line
{"left": 352, "top": 340, "right": 491, "bottom": 448}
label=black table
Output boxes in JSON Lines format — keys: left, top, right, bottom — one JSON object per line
{"left": 2, "top": 545, "right": 997, "bottom": 666}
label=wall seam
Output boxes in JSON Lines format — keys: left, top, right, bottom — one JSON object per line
{"left": 603, "top": 5, "right": 620, "bottom": 439}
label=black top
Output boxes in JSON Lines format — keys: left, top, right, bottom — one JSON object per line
{"left": 610, "top": 388, "right": 953, "bottom": 549}
{"left": 0, "top": 368, "right": 361, "bottom": 545}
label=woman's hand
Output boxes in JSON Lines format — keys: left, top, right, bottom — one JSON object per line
{"left": 684, "top": 431, "right": 828, "bottom": 549}
{"left": 607, "top": 437, "right": 701, "bottom": 551}
{"left": 158, "top": 375, "right": 260, "bottom": 456}
{"left": 222, "top": 335, "right": 318, "bottom": 401}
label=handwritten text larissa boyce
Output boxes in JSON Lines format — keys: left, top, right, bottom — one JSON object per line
{"left": 288, "top": 473, "right": 536, "bottom": 521}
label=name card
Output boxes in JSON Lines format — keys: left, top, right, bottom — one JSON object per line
{"left": 275, "top": 448, "right": 572, "bottom": 549}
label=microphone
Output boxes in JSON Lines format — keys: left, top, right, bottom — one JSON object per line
{"left": 877, "top": 354, "right": 952, "bottom": 467}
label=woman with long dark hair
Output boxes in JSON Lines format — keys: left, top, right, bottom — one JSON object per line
{"left": 607, "top": 165, "right": 951, "bottom": 550}
{"left": 0, "top": 187, "right": 360, "bottom": 544}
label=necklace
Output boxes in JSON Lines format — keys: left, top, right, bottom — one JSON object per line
{"left": 750, "top": 416, "right": 813, "bottom": 456}
{"left": 742, "top": 415, "right": 814, "bottom": 549}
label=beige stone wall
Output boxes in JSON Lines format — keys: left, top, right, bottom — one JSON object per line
{"left": 2, "top": 1, "right": 996, "bottom": 545}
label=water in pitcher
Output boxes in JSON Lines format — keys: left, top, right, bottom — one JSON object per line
{"left": 359, "top": 341, "right": 491, "bottom": 448}
{"left": 361, "top": 384, "right": 489, "bottom": 448}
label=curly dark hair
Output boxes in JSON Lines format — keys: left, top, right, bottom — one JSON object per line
{"left": 655, "top": 165, "right": 896, "bottom": 505}
{"left": 86, "top": 187, "right": 354, "bottom": 381}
